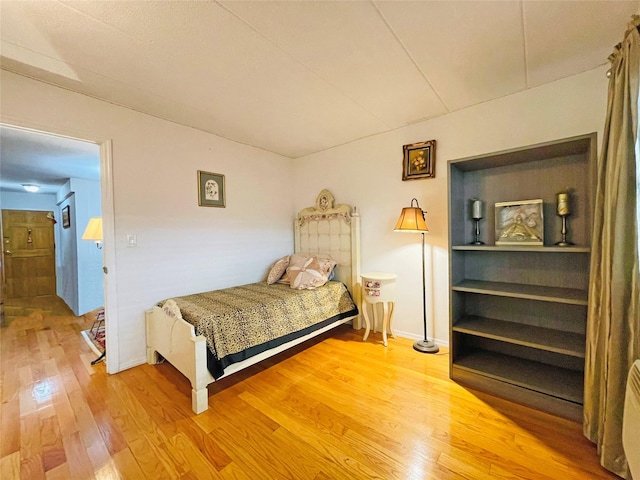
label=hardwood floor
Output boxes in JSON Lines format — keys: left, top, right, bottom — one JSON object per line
{"left": 3, "top": 295, "right": 74, "bottom": 326}
{"left": 0, "top": 308, "right": 618, "bottom": 479}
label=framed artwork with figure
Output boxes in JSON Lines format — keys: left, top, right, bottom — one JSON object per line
{"left": 402, "top": 140, "right": 436, "bottom": 180}
{"left": 495, "top": 199, "right": 544, "bottom": 246}
{"left": 198, "top": 170, "right": 226, "bottom": 207}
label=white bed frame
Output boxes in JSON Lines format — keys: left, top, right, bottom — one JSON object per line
{"left": 145, "top": 190, "right": 361, "bottom": 414}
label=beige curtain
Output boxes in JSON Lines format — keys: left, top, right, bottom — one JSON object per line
{"left": 584, "top": 16, "right": 640, "bottom": 480}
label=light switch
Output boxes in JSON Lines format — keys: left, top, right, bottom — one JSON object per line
{"left": 126, "top": 234, "right": 137, "bottom": 247}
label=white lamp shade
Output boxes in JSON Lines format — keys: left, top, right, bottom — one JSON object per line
{"left": 82, "top": 218, "right": 103, "bottom": 241}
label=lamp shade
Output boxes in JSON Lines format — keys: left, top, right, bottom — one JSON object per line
{"left": 82, "top": 217, "right": 103, "bottom": 241}
{"left": 394, "top": 200, "right": 428, "bottom": 233}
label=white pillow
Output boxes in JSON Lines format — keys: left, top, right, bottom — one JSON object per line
{"left": 162, "top": 299, "right": 183, "bottom": 320}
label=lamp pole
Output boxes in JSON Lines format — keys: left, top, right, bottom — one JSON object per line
{"left": 413, "top": 231, "right": 439, "bottom": 353}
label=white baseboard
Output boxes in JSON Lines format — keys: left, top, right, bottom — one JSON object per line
{"left": 392, "top": 329, "right": 449, "bottom": 349}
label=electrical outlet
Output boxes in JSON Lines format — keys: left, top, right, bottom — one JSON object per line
{"left": 126, "top": 234, "right": 137, "bottom": 247}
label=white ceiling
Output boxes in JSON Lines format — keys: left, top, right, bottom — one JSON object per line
{"left": 0, "top": 125, "right": 100, "bottom": 194}
{"left": 0, "top": 1, "right": 638, "bottom": 192}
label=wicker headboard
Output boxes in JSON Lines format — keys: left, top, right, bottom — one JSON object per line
{"left": 294, "top": 189, "right": 361, "bottom": 328}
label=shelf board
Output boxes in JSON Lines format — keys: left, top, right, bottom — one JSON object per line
{"left": 452, "top": 280, "right": 588, "bottom": 305}
{"left": 454, "top": 350, "right": 584, "bottom": 404}
{"left": 453, "top": 316, "right": 585, "bottom": 358}
{"left": 452, "top": 245, "right": 590, "bottom": 253}
{"left": 448, "top": 134, "right": 593, "bottom": 172}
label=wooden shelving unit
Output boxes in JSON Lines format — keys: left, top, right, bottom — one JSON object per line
{"left": 452, "top": 279, "right": 588, "bottom": 305}
{"left": 447, "top": 133, "right": 596, "bottom": 421}
{"left": 453, "top": 316, "right": 585, "bottom": 357}
{"left": 454, "top": 351, "right": 584, "bottom": 404}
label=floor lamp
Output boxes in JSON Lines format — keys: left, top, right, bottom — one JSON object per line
{"left": 394, "top": 199, "right": 439, "bottom": 354}
{"left": 82, "top": 217, "right": 106, "bottom": 364}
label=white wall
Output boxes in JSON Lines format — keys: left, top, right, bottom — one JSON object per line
{"left": 0, "top": 191, "right": 56, "bottom": 211}
{"left": 294, "top": 66, "right": 609, "bottom": 347}
{"left": 57, "top": 193, "right": 78, "bottom": 312}
{"left": 54, "top": 178, "right": 103, "bottom": 315}
{"left": 1, "top": 65, "right": 609, "bottom": 368}
{"left": 1, "top": 70, "right": 294, "bottom": 371}
{"left": 71, "top": 178, "right": 103, "bottom": 315}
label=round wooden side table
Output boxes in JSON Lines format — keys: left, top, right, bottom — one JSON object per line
{"left": 361, "top": 272, "right": 397, "bottom": 346}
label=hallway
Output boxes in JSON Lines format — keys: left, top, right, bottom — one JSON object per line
{"left": 3, "top": 295, "right": 74, "bottom": 327}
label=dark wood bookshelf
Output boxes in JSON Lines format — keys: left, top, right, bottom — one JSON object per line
{"left": 447, "top": 133, "right": 596, "bottom": 421}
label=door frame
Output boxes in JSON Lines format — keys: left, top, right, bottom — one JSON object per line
{"left": 0, "top": 122, "right": 118, "bottom": 373}
{"left": 0, "top": 213, "right": 4, "bottom": 327}
{"left": 99, "top": 140, "right": 118, "bottom": 374}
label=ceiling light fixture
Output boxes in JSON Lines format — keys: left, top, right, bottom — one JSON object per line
{"left": 22, "top": 184, "right": 40, "bottom": 193}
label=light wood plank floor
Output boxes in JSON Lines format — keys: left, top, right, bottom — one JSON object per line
{"left": 0, "top": 309, "right": 618, "bottom": 479}
{"left": 3, "top": 295, "right": 74, "bottom": 327}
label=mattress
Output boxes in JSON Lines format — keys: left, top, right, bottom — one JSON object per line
{"left": 165, "top": 281, "right": 358, "bottom": 378}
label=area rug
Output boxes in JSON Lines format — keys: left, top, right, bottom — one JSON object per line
{"left": 81, "top": 325, "right": 105, "bottom": 357}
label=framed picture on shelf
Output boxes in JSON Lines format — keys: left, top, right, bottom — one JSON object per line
{"left": 62, "top": 205, "right": 71, "bottom": 229}
{"left": 495, "top": 199, "right": 544, "bottom": 245}
{"left": 402, "top": 140, "right": 436, "bottom": 180}
{"left": 197, "top": 170, "right": 226, "bottom": 207}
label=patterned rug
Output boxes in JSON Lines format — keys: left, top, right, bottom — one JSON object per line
{"left": 81, "top": 308, "right": 105, "bottom": 357}
{"left": 81, "top": 326, "right": 105, "bottom": 356}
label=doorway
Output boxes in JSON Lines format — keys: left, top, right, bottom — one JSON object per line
{"left": 0, "top": 126, "right": 105, "bottom": 329}
{"left": 0, "top": 209, "right": 75, "bottom": 324}
{"left": 0, "top": 124, "right": 116, "bottom": 373}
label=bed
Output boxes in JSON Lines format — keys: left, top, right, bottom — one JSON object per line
{"left": 145, "top": 189, "right": 362, "bottom": 414}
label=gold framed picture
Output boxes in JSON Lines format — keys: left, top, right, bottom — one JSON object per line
{"left": 402, "top": 140, "right": 436, "bottom": 180}
{"left": 197, "top": 170, "right": 226, "bottom": 207}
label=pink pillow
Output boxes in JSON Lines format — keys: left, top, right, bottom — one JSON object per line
{"left": 283, "top": 254, "right": 337, "bottom": 290}
{"left": 162, "top": 299, "right": 182, "bottom": 320}
{"left": 266, "top": 255, "right": 290, "bottom": 284}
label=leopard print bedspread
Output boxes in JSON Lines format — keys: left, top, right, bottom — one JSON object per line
{"left": 168, "top": 281, "right": 357, "bottom": 362}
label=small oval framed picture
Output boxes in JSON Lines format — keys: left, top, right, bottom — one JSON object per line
{"left": 198, "top": 170, "right": 226, "bottom": 207}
